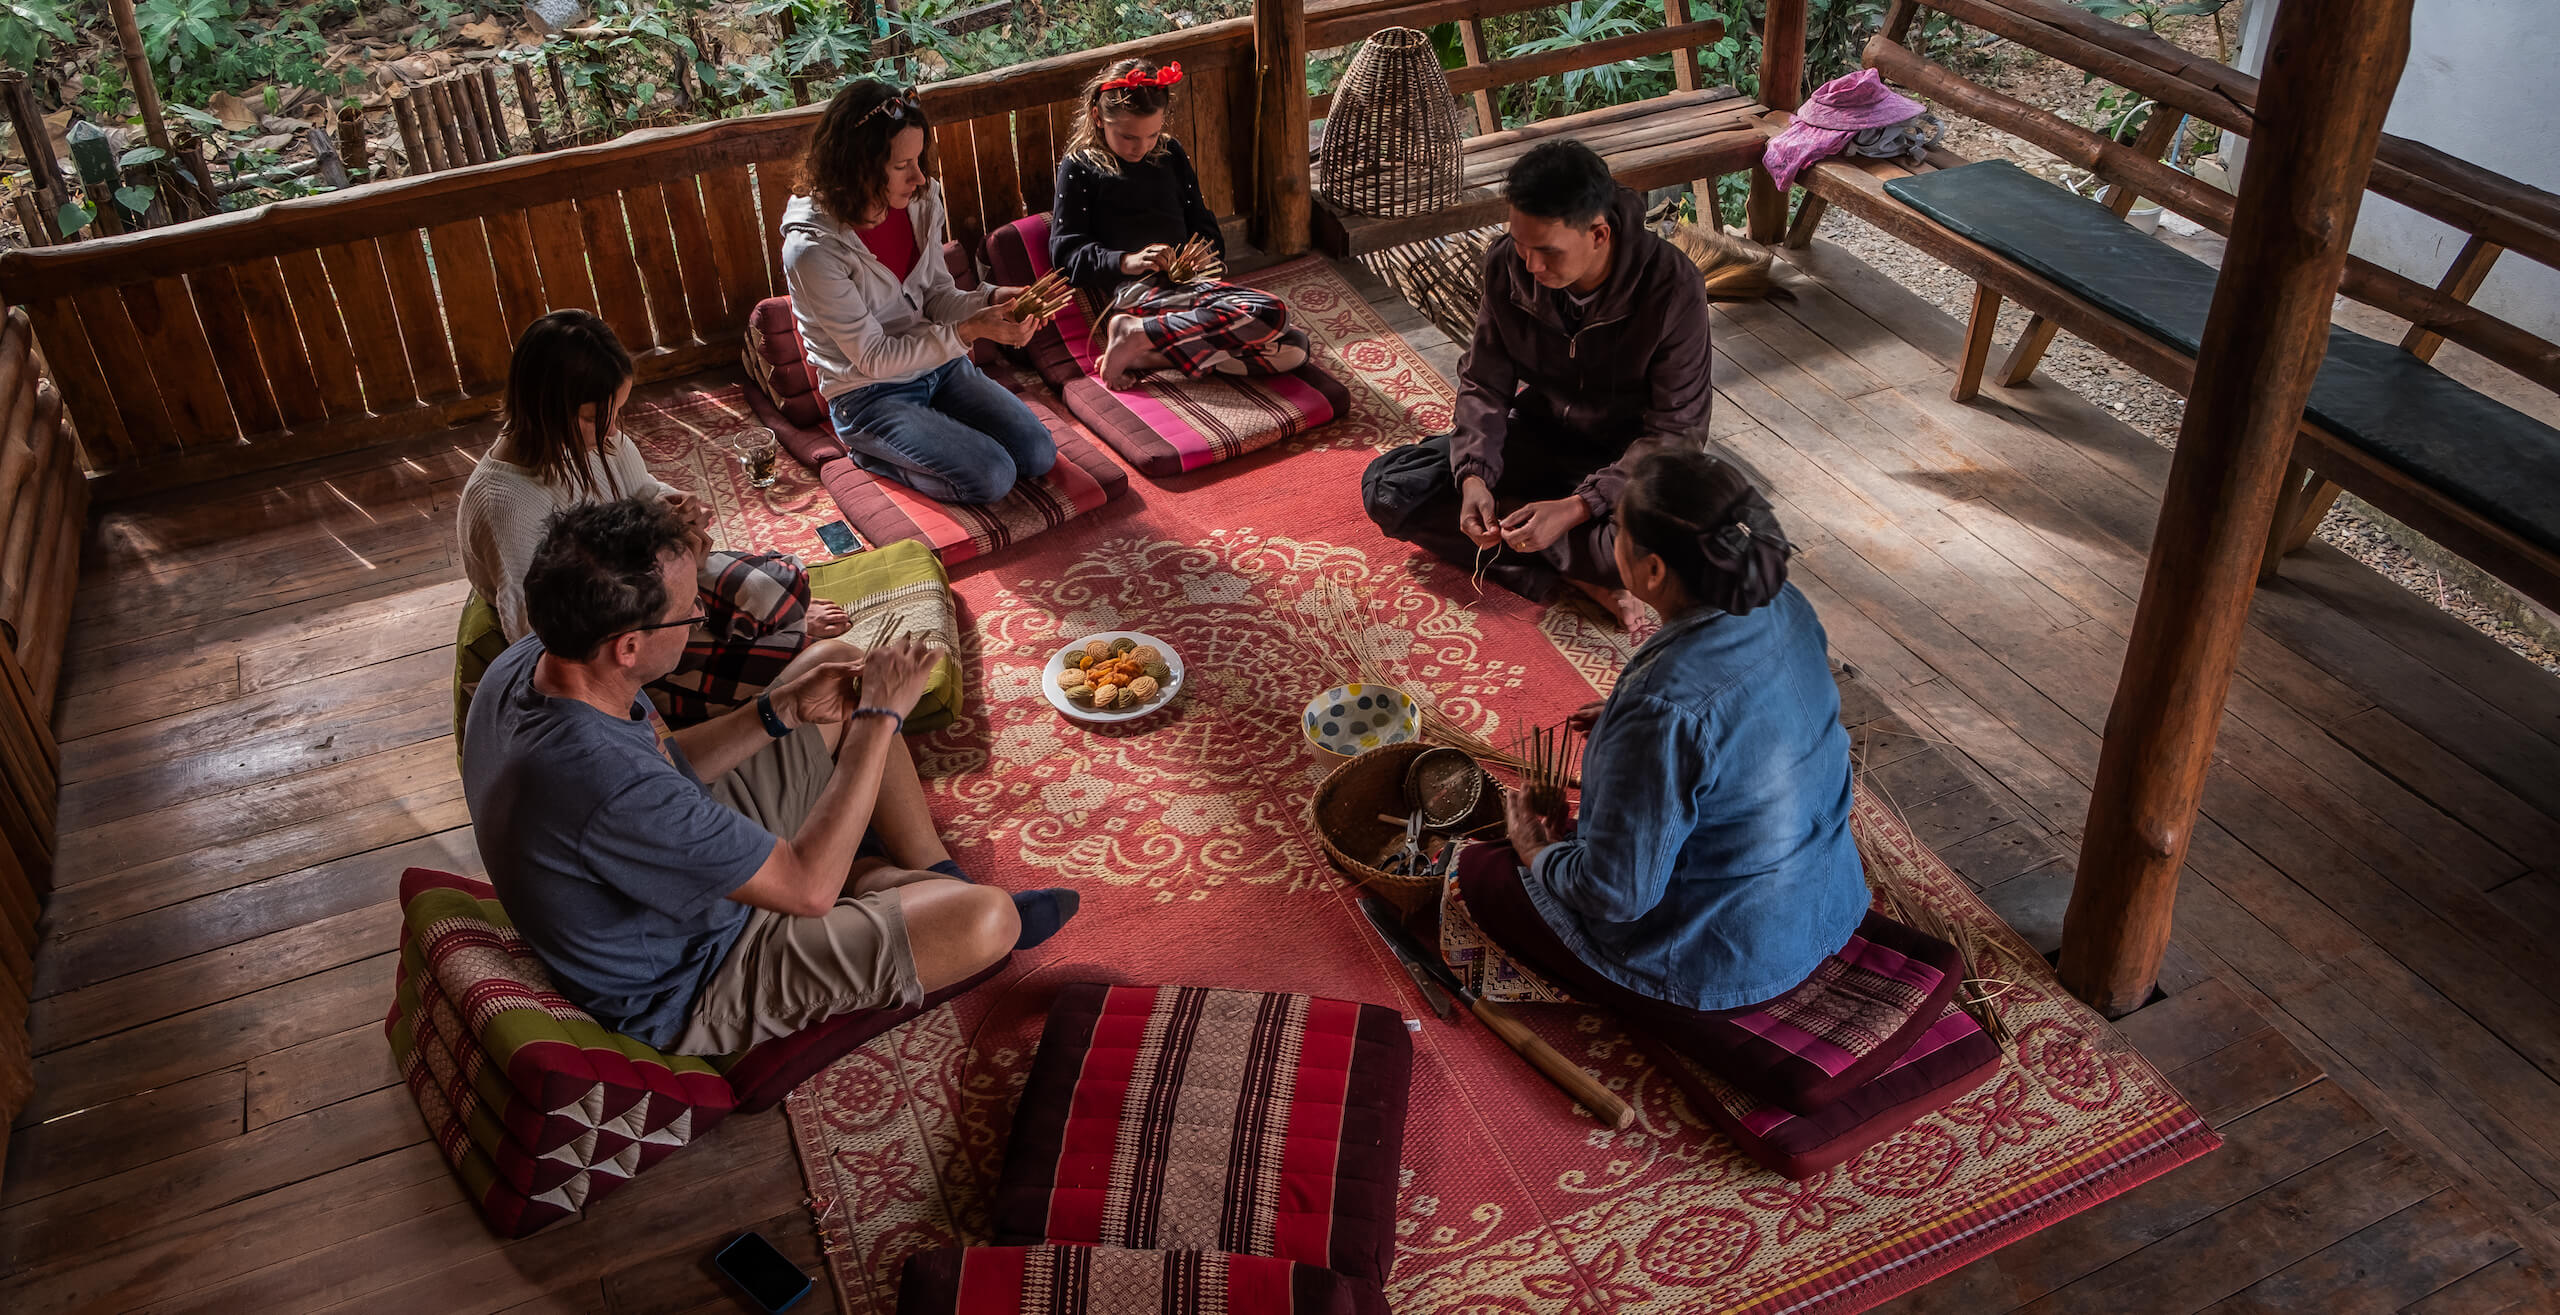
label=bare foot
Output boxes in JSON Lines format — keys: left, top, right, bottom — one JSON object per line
{"left": 1568, "top": 577, "right": 1654, "bottom": 631}
{"left": 1097, "top": 315, "right": 1169, "bottom": 390}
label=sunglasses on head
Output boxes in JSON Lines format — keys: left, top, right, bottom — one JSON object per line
{"left": 857, "top": 89, "right": 922, "bottom": 130}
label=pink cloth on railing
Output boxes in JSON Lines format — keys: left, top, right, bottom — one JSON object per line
{"left": 1763, "top": 68, "right": 1927, "bottom": 191}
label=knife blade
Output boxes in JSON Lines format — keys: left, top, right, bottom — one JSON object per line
{"left": 1357, "top": 895, "right": 1458, "bottom": 1020}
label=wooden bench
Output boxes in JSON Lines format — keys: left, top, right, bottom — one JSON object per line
{"left": 1781, "top": 0, "right": 2560, "bottom": 608}
{"left": 1304, "top": 0, "right": 1762, "bottom": 257}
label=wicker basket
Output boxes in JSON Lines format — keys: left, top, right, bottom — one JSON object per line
{"left": 1318, "top": 27, "right": 1464, "bottom": 219}
{"left": 1309, "top": 741, "right": 1505, "bottom": 908}
{"left": 1362, "top": 224, "right": 1502, "bottom": 347}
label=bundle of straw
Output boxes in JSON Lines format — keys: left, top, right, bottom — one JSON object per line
{"left": 1307, "top": 582, "right": 1533, "bottom": 773}
{"left": 1158, "top": 235, "right": 1225, "bottom": 284}
{"left": 1007, "top": 270, "right": 1074, "bottom": 324}
{"left": 1515, "top": 721, "right": 1580, "bottom": 830}
{"left": 1859, "top": 855, "right": 2014, "bottom": 1046}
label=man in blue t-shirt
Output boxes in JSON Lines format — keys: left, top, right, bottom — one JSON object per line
{"left": 462, "top": 498, "right": 1079, "bottom": 1054}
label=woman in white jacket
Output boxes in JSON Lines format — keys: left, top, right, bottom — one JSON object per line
{"left": 783, "top": 80, "right": 1048, "bottom": 505}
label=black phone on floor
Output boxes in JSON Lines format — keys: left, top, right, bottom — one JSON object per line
{"left": 713, "top": 1230, "right": 812, "bottom": 1313}
{"left": 816, "top": 520, "right": 865, "bottom": 557}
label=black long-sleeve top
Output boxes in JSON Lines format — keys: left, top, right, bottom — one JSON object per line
{"left": 1050, "top": 139, "right": 1224, "bottom": 296}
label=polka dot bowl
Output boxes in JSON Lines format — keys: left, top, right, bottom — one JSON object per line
{"left": 1301, "top": 683, "right": 1422, "bottom": 758}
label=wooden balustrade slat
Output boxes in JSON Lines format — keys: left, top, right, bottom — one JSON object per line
{"left": 316, "top": 239, "right": 417, "bottom": 413}
{"left": 427, "top": 219, "right": 513, "bottom": 394}
{"left": 1444, "top": 20, "right": 1723, "bottom": 99}
{"left": 972, "top": 113, "right": 1024, "bottom": 239}
{"left": 274, "top": 249, "right": 367, "bottom": 423}
{"left": 18, "top": 299, "right": 129, "bottom": 466}
{"left": 1183, "top": 74, "right": 1232, "bottom": 216}
{"left": 620, "top": 184, "right": 696, "bottom": 347}
{"left": 524, "top": 199, "right": 598, "bottom": 317}
{"left": 431, "top": 80, "right": 474, "bottom": 168}
{"left": 0, "top": 369, "right": 37, "bottom": 557}
{"left": 700, "top": 164, "right": 769, "bottom": 325}
{"left": 481, "top": 209, "right": 547, "bottom": 344}
{"left": 937, "top": 124, "right": 988, "bottom": 256}
{"left": 182, "top": 265, "right": 286, "bottom": 439}
{"left": 661, "top": 176, "right": 730, "bottom": 341}
{"left": 20, "top": 469, "right": 78, "bottom": 712}
{"left": 228, "top": 259, "right": 326, "bottom": 431}
{"left": 122, "top": 277, "right": 240, "bottom": 448}
{"left": 377, "top": 230, "right": 463, "bottom": 401}
{"left": 1467, "top": 96, "right": 1755, "bottom": 176}
{"left": 2, "top": 402, "right": 63, "bottom": 634}
{"left": 1305, "top": 0, "right": 1566, "bottom": 49}
{"left": 0, "top": 622, "right": 54, "bottom": 780}
{"left": 754, "top": 162, "right": 794, "bottom": 299}
{"left": 0, "top": 317, "right": 26, "bottom": 424}
{"left": 72, "top": 286, "right": 179, "bottom": 456}
{"left": 1224, "top": 63, "right": 1257, "bottom": 217}
{"left": 578, "top": 192, "right": 658, "bottom": 351}
{"left": 1017, "top": 101, "right": 1060, "bottom": 216}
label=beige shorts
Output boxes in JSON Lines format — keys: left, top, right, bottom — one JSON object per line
{"left": 670, "top": 725, "right": 923, "bottom": 1055}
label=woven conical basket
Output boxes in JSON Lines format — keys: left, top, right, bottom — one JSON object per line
{"left": 1318, "top": 26, "right": 1463, "bottom": 218}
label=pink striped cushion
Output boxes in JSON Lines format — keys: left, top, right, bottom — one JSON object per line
{"left": 817, "top": 394, "right": 1128, "bottom": 565}
{"left": 1687, "top": 912, "right": 1964, "bottom": 1116}
{"left": 985, "top": 214, "right": 1348, "bottom": 478}
{"left": 1642, "top": 1006, "right": 2001, "bottom": 1180}
{"left": 898, "top": 1246, "right": 1391, "bottom": 1315}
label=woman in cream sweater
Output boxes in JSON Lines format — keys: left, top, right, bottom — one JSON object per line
{"left": 457, "top": 310, "right": 853, "bottom": 722}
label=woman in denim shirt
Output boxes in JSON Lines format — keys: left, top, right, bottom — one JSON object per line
{"left": 1461, "top": 449, "right": 1866, "bottom": 1018}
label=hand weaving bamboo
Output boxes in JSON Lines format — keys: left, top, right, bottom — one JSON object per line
{"left": 1005, "top": 270, "right": 1074, "bottom": 324}
{"left": 1157, "top": 235, "right": 1225, "bottom": 284}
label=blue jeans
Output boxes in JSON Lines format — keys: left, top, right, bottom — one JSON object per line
{"left": 827, "top": 358, "right": 1055, "bottom": 505}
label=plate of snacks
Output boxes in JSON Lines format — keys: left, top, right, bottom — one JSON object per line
{"left": 1044, "top": 631, "right": 1184, "bottom": 723}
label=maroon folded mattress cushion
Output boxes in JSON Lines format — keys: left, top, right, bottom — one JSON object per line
{"left": 991, "top": 983, "right": 1412, "bottom": 1288}
{"left": 1688, "top": 911, "right": 1964, "bottom": 1117}
{"left": 1642, "top": 1005, "right": 2002, "bottom": 1180}
{"left": 896, "top": 1246, "right": 1390, "bottom": 1315}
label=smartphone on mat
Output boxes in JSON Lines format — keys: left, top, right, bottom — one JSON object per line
{"left": 816, "top": 520, "right": 865, "bottom": 557}
{"left": 713, "top": 1231, "right": 812, "bottom": 1313}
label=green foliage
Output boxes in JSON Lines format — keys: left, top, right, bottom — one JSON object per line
{"left": 1505, "top": 0, "right": 1674, "bottom": 123}
{"left": 537, "top": 0, "right": 703, "bottom": 130}
{"left": 0, "top": 0, "right": 71, "bottom": 75}
{"left": 130, "top": 0, "right": 356, "bottom": 105}
{"left": 2070, "top": 0, "right": 2229, "bottom": 31}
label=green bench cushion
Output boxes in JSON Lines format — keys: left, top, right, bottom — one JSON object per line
{"left": 1885, "top": 159, "right": 2560, "bottom": 560}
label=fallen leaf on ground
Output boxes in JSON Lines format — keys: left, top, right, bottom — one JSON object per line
{"left": 456, "top": 16, "right": 508, "bottom": 46}
{"left": 208, "top": 91, "right": 261, "bottom": 131}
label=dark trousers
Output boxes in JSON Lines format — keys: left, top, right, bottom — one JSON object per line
{"left": 1455, "top": 842, "right": 1759, "bottom": 1037}
{"left": 1360, "top": 426, "right": 1622, "bottom": 604}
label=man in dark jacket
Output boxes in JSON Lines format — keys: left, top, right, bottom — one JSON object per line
{"left": 1361, "top": 140, "right": 1712, "bottom": 626}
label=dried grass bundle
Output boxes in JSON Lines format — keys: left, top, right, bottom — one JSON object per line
{"left": 1307, "top": 581, "right": 1533, "bottom": 773}
{"left": 1159, "top": 235, "right": 1225, "bottom": 284}
{"left": 1007, "top": 270, "right": 1074, "bottom": 324}
{"left": 1664, "top": 223, "right": 1792, "bottom": 302}
{"left": 1859, "top": 856, "right": 2014, "bottom": 1046}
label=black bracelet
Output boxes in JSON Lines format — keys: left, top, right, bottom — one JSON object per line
{"left": 755, "top": 691, "right": 791, "bottom": 738}
{"left": 848, "top": 706, "right": 907, "bottom": 736}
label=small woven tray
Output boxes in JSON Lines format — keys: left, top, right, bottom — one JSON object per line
{"left": 1309, "top": 742, "right": 1503, "bottom": 909}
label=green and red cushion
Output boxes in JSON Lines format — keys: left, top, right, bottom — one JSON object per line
{"left": 388, "top": 867, "right": 1006, "bottom": 1236}
{"left": 990, "top": 983, "right": 1412, "bottom": 1289}
{"left": 983, "top": 215, "right": 1347, "bottom": 479}
{"left": 896, "top": 1246, "right": 1389, "bottom": 1315}
{"left": 1641, "top": 1005, "right": 2002, "bottom": 1180}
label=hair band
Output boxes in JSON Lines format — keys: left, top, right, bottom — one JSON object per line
{"left": 1099, "top": 62, "right": 1183, "bottom": 92}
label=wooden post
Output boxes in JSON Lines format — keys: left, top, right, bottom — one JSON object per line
{"left": 104, "top": 0, "right": 175, "bottom": 153}
{"left": 0, "top": 76, "right": 65, "bottom": 218}
{"left": 1456, "top": 20, "right": 1500, "bottom": 136}
{"left": 478, "top": 67, "right": 512, "bottom": 157}
{"left": 513, "top": 62, "right": 552, "bottom": 151}
{"left": 1746, "top": 0, "right": 1807, "bottom": 242}
{"left": 1250, "top": 0, "right": 1312, "bottom": 258}
{"left": 391, "top": 86, "right": 432, "bottom": 175}
{"left": 2059, "top": 0, "right": 2414, "bottom": 1016}
{"left": 336, "top": 104, "right": 371, "bottom": 180}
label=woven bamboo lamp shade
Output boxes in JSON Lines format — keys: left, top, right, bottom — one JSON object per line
{"left": 1318, "top": 27, "right": 1464, "bottom": 218}
{"left": 1364, "top": 225, "right": 1502, "bottom": 345}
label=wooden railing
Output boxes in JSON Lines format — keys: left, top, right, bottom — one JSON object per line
{"left": 0, "top": 305, "right": 83, "bottom": 1179}
{"left": 0, "top": 17, "right": 1267, "bottom": 503}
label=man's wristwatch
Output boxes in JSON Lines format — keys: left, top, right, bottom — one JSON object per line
{"left": 755, "top": 691, "right": 791, "bottom": 738}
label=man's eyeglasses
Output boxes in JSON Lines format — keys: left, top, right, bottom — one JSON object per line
{"left": 626, "top": 608, "right": 708, "bottom": 637}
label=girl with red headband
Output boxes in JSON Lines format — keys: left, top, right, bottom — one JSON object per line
{"left": 1052, "top": 58, "right": 1311, "bottom": 390}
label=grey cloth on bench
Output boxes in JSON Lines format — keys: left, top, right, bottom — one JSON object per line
{"left": 1884, "top": 159, "right": 2560, "bottom": 559}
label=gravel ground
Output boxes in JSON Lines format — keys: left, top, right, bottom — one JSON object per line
{"left": 1819, "top": 20, "right": 2560, "bottom": 675}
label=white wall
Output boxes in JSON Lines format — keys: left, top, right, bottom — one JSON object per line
{"left": 2232, "top": 0, "right": 2560, "bottom": 342}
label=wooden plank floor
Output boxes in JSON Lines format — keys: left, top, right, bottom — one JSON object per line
{"left": 1, "top": 248, "right": 2555, "bottom": 1311}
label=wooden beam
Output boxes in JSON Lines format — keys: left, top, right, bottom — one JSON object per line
{"left": 2401, "top": 234, "right": 2502, "bottom": 362}
{"left": 2060, "top": 0, "right": 2413, "bottom": 1016}
{"left": 1746, "top": 0, "right": 1807, "bottom": 241}
{"left": 1456, "top": 18, "right": 1499, "bottom": 135}
{"left": 1252, "top": 0, "right": 1313, "bottom": 258}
